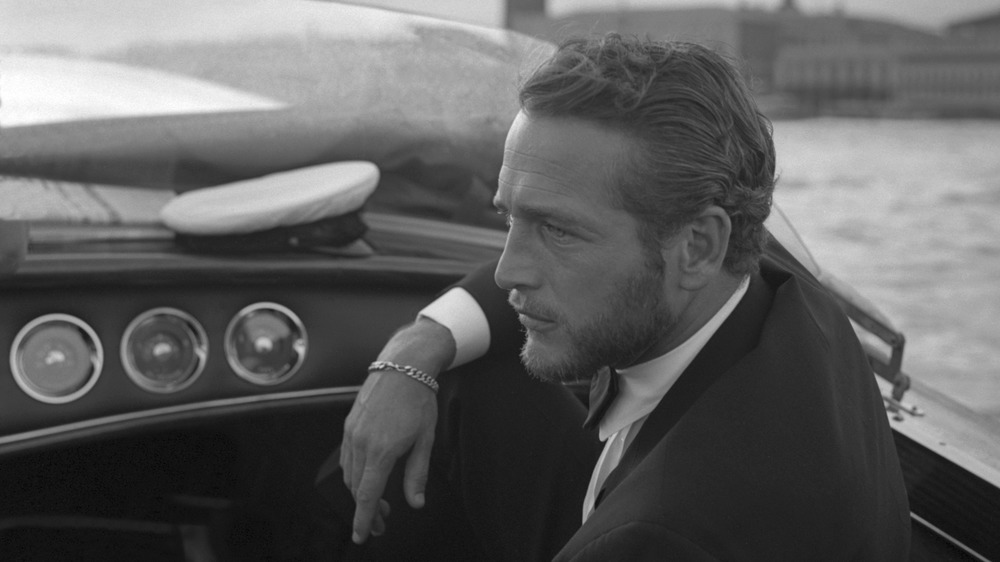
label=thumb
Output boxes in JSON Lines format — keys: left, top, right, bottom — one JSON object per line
{"left": 403, "top": 432, "right": 434, "bottom": 509}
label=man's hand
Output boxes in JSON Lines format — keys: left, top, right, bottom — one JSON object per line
{"left": 339, "top": 317, "right": 456, "bottom": 544}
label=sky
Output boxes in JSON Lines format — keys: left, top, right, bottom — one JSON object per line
{"left": 350, "top": 0, "right": 1000, "bottom": 31}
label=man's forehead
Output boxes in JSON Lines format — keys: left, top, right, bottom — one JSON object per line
{"left": 496, "top": 112, "right": 628, "bottom": 205}
{"left": 498, "top": 148, "right": 581, "bottom": 199}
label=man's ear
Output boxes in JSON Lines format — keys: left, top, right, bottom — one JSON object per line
{"left": 669, "top": 206, "right": 731, "bottom": 291}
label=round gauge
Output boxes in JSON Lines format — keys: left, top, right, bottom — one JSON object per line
{"left": 9, "top": 314, "right": 103, "bottom": 404}
{"left": 121, "top": 308, "right": 208, "bottom": 393}
{"left": 224, "top": 302, "right": 307, "bottom": 386}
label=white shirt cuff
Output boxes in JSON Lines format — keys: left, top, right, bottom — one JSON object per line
{"left": 417, "top": 287, "right": 491, "bottom": 369}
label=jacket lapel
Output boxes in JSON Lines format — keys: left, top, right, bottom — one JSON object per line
{"left": 595, "top": 270, "right": 775, "bottom": 507}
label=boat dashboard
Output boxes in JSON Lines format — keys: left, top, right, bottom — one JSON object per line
{"left": 0, "top": 218, "right": 499, "bottom": 458}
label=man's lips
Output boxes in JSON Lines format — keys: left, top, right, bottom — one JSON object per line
{"left": 510, "top": 305, "right": 556, "bottom": 332}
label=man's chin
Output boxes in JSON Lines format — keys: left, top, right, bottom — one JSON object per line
{"left": 519, "top": 335, "right": 592, "bottom": 384}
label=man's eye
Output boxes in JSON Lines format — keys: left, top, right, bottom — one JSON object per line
{"left": 543, "top": 223, "right": 569, "bottom": 240}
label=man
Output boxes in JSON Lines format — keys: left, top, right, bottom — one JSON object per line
{"left": 331, "top": 35, "right": 910, "bottom": 560}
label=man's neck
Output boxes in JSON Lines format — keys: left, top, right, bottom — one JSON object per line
{"left": 628, "top": 273, "right": 747, "bottom": 367}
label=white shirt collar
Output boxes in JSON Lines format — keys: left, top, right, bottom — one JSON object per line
{"left": 598, "top": 275, "right": 751, "bottom": 441}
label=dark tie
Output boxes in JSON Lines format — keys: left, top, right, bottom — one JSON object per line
{"left": 583, "top": 367, "right": 618, "bottom": 430}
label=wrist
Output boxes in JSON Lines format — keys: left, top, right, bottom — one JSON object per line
{"left": 369, "top": 361, "right": 439, "bottom": 393}
{"left": 377, "top": 317, "right": 456, "bottom": 378}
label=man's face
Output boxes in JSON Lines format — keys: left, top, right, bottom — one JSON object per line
{"left": 493, "top": 112, "right": 676, "bottom": 383}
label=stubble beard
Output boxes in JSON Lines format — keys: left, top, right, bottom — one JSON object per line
{"left": 518, "top": 263, "right": 673, "bottom": 384}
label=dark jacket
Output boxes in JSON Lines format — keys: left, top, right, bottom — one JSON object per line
{"left": 459, "top": 240, "right": 911, "bottom": 561}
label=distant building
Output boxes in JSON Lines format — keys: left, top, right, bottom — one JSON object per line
{"left": 773, "top": 9, "right": 1000, "bottom": 117}
{"left": 507, "top": 1, "right": 1000, "bottom": 117}
{"left": 506, "top": 0, "right": 546, "bottom": 29}
{"left": 901, "top": 10, "right": 1000, "bottom": 116}
{"left": 775, "top": 44, "right": 895, "bottom": 114}
{"left": 894, "top": 45, "right": 1000, "bottom": 117}
{"left": 948, "top": 9, "right": 1000, "bottom": 43}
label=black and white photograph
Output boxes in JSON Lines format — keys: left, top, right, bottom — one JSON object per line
{"left": 1, "top": 0, "right": 999, "bottom": 560}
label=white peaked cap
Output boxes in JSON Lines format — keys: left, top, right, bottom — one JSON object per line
{"left": 160, "top": 161, "right": 379, "bottom": 235}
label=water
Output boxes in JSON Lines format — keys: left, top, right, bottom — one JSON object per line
{"left": 770, "top": 118, "right": 1000, "bottom": 416}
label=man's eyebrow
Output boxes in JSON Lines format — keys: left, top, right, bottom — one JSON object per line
{"left": 493, "top": 197, "right": 583, "bottom": 228}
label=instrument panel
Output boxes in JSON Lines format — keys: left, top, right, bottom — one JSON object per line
{"left": 0, "top": 275, "right": 441, "bottom": 452}
{"left": 10, "top": 302, "right": 312, "bottom": 404}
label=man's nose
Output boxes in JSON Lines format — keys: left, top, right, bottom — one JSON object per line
{"left": 494, "top": 228, "right": 539, "bottom": 291}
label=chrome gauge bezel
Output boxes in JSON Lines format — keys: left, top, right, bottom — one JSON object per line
{"left": 224, "top": 302, "right": 307, "bottom": 386}
{"left": 9, "top": 313, "right": 104, "bottom": 404}
{"left": 120, "top": 307, "right": 208, "bottom": 394}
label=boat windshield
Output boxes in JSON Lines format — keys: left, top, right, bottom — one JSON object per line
{"left": 0, "top": 0, "right": 552, "bottom": 229}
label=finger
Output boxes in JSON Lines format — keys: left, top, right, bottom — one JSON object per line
{"left": 352, "top": 463, "right": 392, "bottom": 544}
{"left": 370, "top": 500, "right": 390, "bottom": 537}
{"left": 350, "top": 445, "right": 366, "bottom": 496}
{"left": 403, "top": 431, "right": 435, "bottom": 509}
{"left": 347, "top": 425, "right": 366, "bottom": 495}
{"left": 339, "top": 434, "right": 353, "bottom": 488}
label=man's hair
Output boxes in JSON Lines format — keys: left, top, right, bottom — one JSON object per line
{"left": 519, "top": 34, "right": 775, "bottom": 276}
